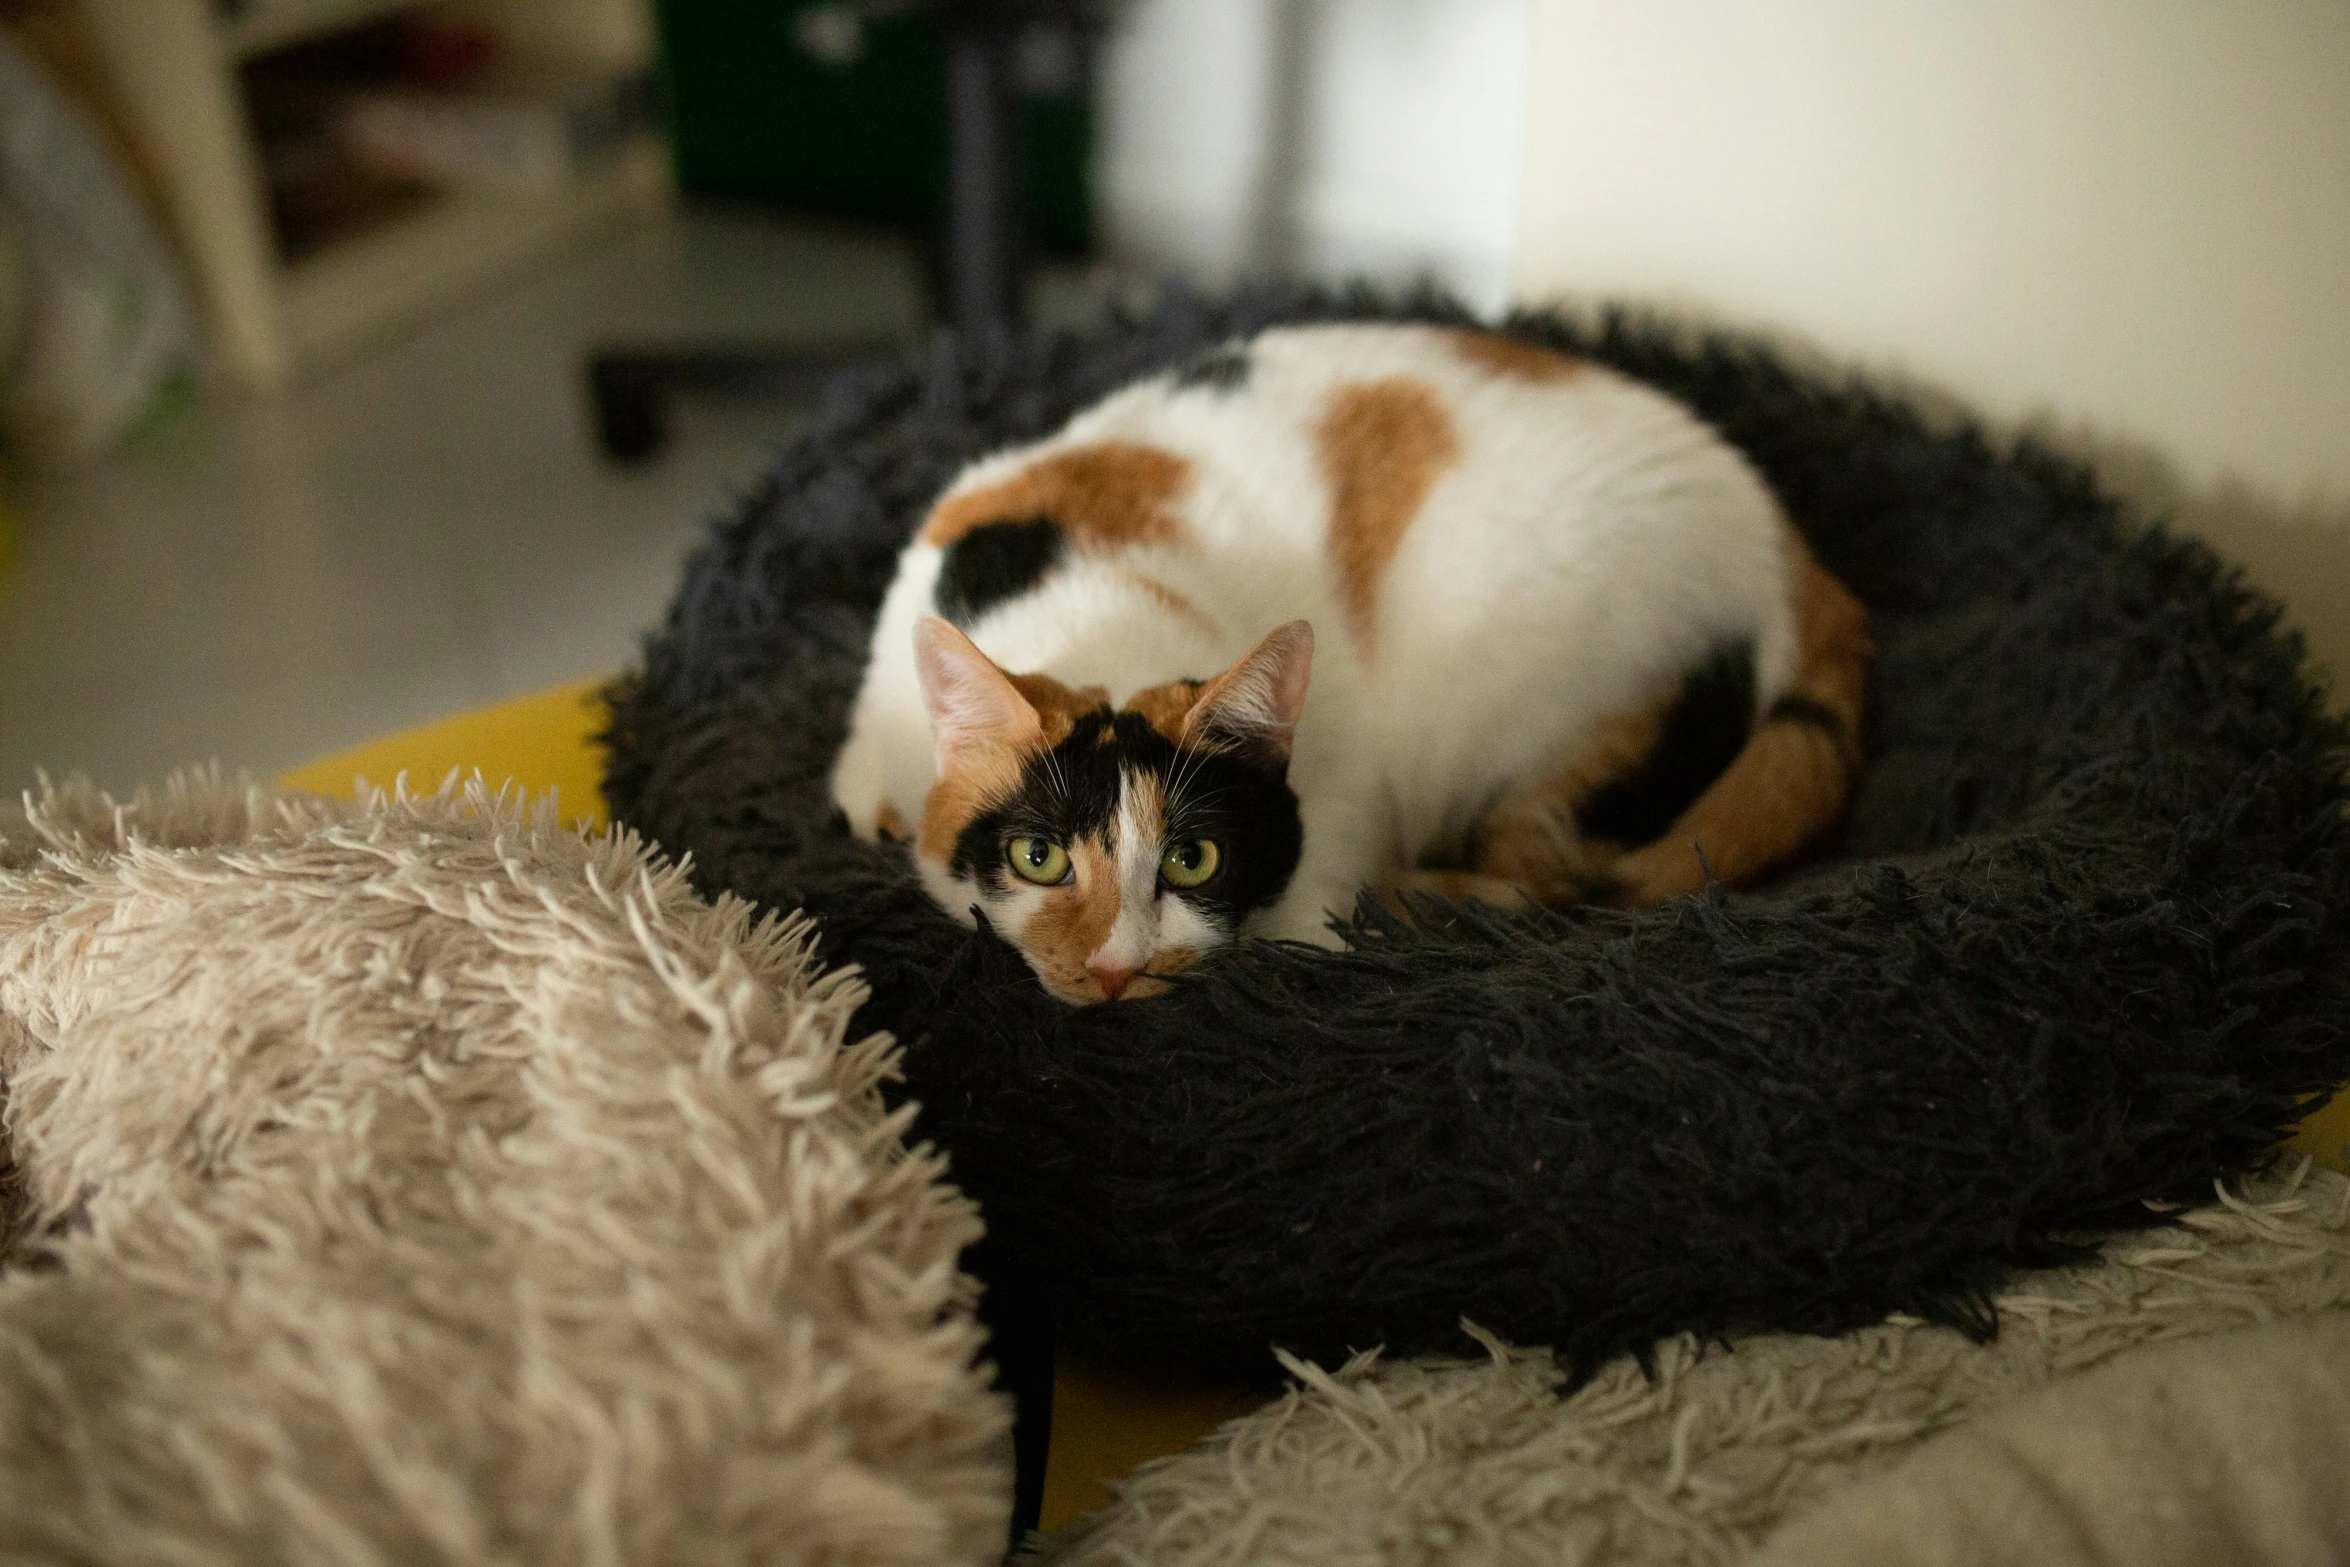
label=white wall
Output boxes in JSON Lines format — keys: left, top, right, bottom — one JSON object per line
{"left": 1095, "top": 0, "right": 1279, "bottom": 289}
{"left": 1513, "top": 1, "right": 2350, "bottom": 684}
{"left": 1097, "top": 0, "right": 1535, "bottom": 314}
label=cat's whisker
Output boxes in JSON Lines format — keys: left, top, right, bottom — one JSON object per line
{"left": 1164, "top": 752, "right": 1199, "bottom": 812}
{"left": 1168, "top": 743, "right": 1219, "bottom": 813}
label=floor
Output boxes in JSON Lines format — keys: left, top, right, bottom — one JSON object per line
{"left": 0, "top": 206, "right": 928, "bottom": 801}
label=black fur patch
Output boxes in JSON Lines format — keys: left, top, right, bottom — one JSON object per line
{"left": 949, "top": 707, "right": 1303, "bottom": 930}
{"left": 1171, "top": 342, "right": 1251, "bottom": 393}
{"left": 936, "top": 519, "right": 1064, "bottom": 625}
{"left": 1577, "top": 644, "right": 1757, "bottom": 846}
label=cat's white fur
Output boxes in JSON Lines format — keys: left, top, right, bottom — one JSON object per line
{"left": 833, "top": 323, "right": 1798, "bottom": 946}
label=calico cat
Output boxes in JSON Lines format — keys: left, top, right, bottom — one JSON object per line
{"left": 831, "top": 323, "right": 1871, "bottom": 1005}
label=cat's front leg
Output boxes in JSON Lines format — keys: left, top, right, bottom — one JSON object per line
{"left": 1254, "top": 883, "right": 1364, "bottom": 947}
{"left": 1251, "top": 795, "right": 1385, "bottom": 948}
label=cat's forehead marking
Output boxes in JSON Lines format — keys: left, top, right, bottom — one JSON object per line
{"left": 1120, "top": 767, "right": 1167, "bottom": 844}
{"left": 921, "top": 440, "right": 1193, "bottom": 554}
{"left": 1446, "top": 329, "right": 1584, "bottom": 383}
{"left": 1317, "top": 376, "right": 1462, "bottom": 654}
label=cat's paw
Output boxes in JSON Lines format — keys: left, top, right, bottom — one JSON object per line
{"left": 1253, "top": 889, "right": 1358, "bottom": 948}
{"left": 1604, "top": 840, "right": 1711, "bottom": 906}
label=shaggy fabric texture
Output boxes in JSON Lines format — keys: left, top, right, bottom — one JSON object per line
{"left": 1032, "top": 1165, "right": 2350, "bottom": 1566}
{"left": 600, "top": 292, "right": 2350, "bottom": 1376}
{"left": 0, "top": 776, "right": 1010, "bottom": 1566}
{"left": 1751, "top": 1310, "right": 2350, "bottom": 1567}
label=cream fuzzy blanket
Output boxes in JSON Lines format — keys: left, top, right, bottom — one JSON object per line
{"left": 1038, "top": 1166, "right": 2350, "bottom": 1566}
{"left": 0, "top": 776, "right": 1009, "bottom": 1566}
{"left": 9, "top": 773, "right": 2346, "bottom": 1567}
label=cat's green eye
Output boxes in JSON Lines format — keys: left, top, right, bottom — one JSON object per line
{"left": 1006, "top": 836, "right": 1072, "bottom": 886}
{"left": 1159, "top": 838, "right": 1221, "bottom": 889}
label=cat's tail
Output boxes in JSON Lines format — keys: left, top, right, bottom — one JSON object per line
{"left": 1606, "top": 537, "right": 1873, "bottom": 904}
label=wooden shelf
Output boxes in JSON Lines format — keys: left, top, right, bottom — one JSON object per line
{"left": 218, "top": 0, "right": 430, "bottom": 61}
{"left": 75, "top": 0, "right": 658, "bottom": 392}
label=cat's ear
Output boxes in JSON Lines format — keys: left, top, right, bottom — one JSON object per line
{"left": 1185, "top": 620, "right": 1314, "bottom": 762}
{"left": 913, "top": 616, "right": 1043, "bottom": 773}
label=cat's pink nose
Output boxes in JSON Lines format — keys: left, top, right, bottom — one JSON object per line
{"left": 1087, "top": 958, "right": 1142, "bottom": 1000}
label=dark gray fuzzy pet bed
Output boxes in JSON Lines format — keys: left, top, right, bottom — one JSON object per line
{"left": 600, "top": 293, "right": 2350, "bottom": 1381}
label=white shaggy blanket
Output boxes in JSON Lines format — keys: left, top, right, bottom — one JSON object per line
{"left": 1037, "top": 1167, "right": 2350, "bottom": 1566}
{"left": 0, "top": 776, "right": 1010, "bottom": 1566}
{"left": 1750, "top": 1308, "right": 2350, "bottom": 1566}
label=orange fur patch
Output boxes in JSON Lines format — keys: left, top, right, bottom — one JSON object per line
{"left": 1020, "top": 839, "right": 1123, "bottom": 997}
{"left": 1446, "top": 329, "right": 1583, "bottom": 384}
{"left": 1607, "top": 529, "right": 1873, "bottom": 904}
{"left": 921, "top": 441, "right": 1194, "bottom": 553}
{"left": 873, "top": 800, "right": 908, "bottom": 841}
{"left": 1786, "top": 534, "right": 1873, "bottom": 744}
{"left": 1606, "top": 725, "right": 1846, "bottom": 903}
{"left": 1453, "top": 527, "right": 1873, "bottom": 911}
{"left": 1125, "top": 573, "right": 1219, "bottom": 636}
{"left": 917, "top": 754, "right": 1022, "bottom": 863}
{"left": 1316, "top": 378, "right": 1461, "bottom": 652}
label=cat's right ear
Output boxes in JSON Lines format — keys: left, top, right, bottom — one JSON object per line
{"left": 913, "top": 615, "right": 1043, "bottom": 774}
{"left": 1184, "top": 619, "right": 1314, "bottom": 763}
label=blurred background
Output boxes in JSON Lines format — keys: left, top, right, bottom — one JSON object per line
{"left": 0, "top": 0, "right": 2340, "bottom": 799}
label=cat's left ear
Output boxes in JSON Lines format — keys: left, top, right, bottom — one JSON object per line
{"left": 913, "top": 615, "right": 1044, "bottom": 774}
{"left": 1185, "top": 620, "right": 1314, "bottom": 763}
